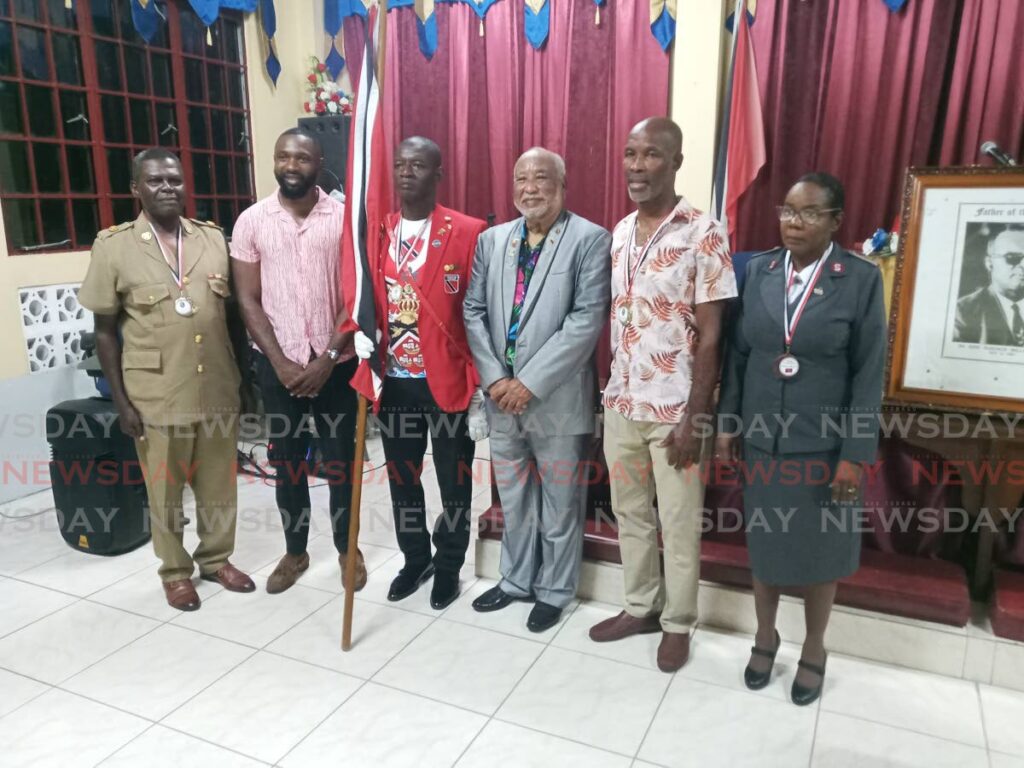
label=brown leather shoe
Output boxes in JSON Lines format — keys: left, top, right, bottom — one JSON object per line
{"left": 163, "top": 579, "right": 201, "bottom": 612}
{"left": 200, "top": 562, "right": 256, "bottom": 593}
{"left": 266, "top": 552, "right": 310, "bottom": 594}
{"left": 589, "top": 611, "right": 662, "bottom": 643}
{"left": 339, "top": 549, "right": 367, "bottom": 592}
{"left": 657, "top": 631, "right": 691, "bottom": 672}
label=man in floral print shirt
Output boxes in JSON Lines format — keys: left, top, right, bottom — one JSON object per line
{"left": 589, "top": 118, "right": 737, "bottom": 672}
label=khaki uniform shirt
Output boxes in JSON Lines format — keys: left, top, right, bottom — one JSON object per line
{"left": 78, "top": 213, "right": 241, "bottom": 426}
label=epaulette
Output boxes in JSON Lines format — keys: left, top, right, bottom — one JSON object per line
{"left": 95, "top": 221, "right": 134, "bottom": 240}
{"left": 191, "top": 218, "right": 223, "bottom": 230}
{"left": 846, "top": 249, "right": 879, "bottom": 265}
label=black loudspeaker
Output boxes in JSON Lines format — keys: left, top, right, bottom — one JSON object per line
{"left": 297, "top": 116, "right": 350, "bottom": 194}
{"left": 46, "top": 398, "right": 151, "bottom": 556}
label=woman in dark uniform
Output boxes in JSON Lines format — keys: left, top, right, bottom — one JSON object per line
{"left": 716, "top": 173, "right": 886, "bottom": 705}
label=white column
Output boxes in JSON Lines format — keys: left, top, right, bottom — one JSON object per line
{"left": 669, "top": 0, "right": 730, "bottom": 212}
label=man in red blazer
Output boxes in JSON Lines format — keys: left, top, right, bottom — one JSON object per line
{"left": 355, "top": 136, "right": 488, "bottom": 609}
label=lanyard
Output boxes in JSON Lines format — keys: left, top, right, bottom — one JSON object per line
{"left": 622, "top": 215, "right": 670, "bottom": 295}
{"left": 782, "top": 251, "right": 828, "bottom": 351}
{"left": 394, "top": 217, "right": 431, "bottom": 275}
{"left": 152, "top": 225, "right": 183, "bottom": 288}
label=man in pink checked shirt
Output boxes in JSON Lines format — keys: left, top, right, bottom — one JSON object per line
{"left": 231, "top": 128, "right": 363, "bottom": 595}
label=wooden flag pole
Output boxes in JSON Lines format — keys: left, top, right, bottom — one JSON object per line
{"left": 341, "top": 0, "right": 388, "bottom": 653}
{"left": 342, "top": 394, "right": 369, "bottom": 651}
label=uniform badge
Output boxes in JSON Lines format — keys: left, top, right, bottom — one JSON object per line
{"left": 831, "top": 262, "right": 845, "bottom": 274}
{"left": 140, "top": 231, "right": 153, "bottom": 242}
{"left": 768, "top": 259, "right": 778, "bottom": 270}
{"left": 813, "top": 287, "right": 824, "bottom": 295}
{"left": 443, "top": 273, "right": 460, "bottom": 294}
{"left": 432, "top": 239, "right": 442, "bottom": 248}
{"left": 444, "top": 263, "right": 455, "bottom": 272}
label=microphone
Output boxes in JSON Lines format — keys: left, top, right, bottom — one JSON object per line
{"left": 980, "top": 141, "right": 1018, "bottom": 167}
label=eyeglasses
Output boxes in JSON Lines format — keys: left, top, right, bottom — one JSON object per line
{"left": 991, "top": 252, "right": 1024, "bottom": 267}
{"left": 776, "top": 206, "right": 841, "bottom": 225}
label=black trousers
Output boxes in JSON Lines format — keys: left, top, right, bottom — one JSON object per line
{"left": 378, "top": 377, "right": 475, "bottom": 575}
{"left": 256, "top": 352, "right": 358, "bottom": 555}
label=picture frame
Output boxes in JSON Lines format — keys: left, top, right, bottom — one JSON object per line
{"left": 887, "top": 166, "right": 1024, "bottom": 413}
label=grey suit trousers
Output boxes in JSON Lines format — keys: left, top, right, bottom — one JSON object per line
{"left": 490, "top": 429, "right": 590, "bottom": 609}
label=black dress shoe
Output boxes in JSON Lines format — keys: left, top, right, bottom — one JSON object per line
{"left": 791, "top": 653, "right": 827, "bottom": 706}
{"left": 430, "top": 571, "right": 460, "bottom": 610}
{"left": 526, "top": 601, "right": 562, "bottom": 633}
{"left": 744, "top": 630, "right": 781, "bottom": 690}
{"left": 387, "top": 562, "right": 435, "bottom": 602}
{"left": 471, "top": 585, "right": 515, "bottom": 612}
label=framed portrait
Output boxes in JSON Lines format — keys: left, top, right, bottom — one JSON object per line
{"left": 887, "top": 166, "right": 1024, "bottom": 413}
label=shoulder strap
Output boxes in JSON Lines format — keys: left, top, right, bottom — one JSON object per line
{"left": 401, "top": 265, "right": 472, "bottom": 364}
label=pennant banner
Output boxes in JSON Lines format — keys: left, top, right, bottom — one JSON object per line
{"left": 324, "top": 0, "right": 348, "bottom": 78}
{"left": 524, "top": 0, "right": 549, "bottom": 49}
{"left": 725, "top": 0, "right": 755, "bottom": 32}
{"left": 261, "top": 0, "right": 281, "bottom": 84}
{"left": 130, "top": 0, "right": 160, "bottom": 43}
{"left": 650, "top": 0, "right": 676, "bottom": 53}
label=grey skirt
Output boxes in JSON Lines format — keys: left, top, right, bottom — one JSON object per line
{"left": 742, "top": 445, "right": 861, "bottom": 587}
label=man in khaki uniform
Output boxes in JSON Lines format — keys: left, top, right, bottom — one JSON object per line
{"left": 79, "top": 148, "right": 255, "bottom": 611}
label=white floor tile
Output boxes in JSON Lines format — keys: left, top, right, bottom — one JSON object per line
{"left": 991, "top": 752, "right": 1024, "bottom": 768}
{"left": 0, "top": 689, "right": 148, "bottom": 767}
{"left": 550, "top": 601, "right": 663, "bottom": 671}
{"left": 266, "top": 596, "right": 433, "bottom": 679}
{"left": 810, "top": 711, "right": 988, "bottom": 767}
{"left": 679, "top": 625, "right": 799, "bottom": 701}
{"left": 497, "top": 646, "right": 669, "bottom": 756}
{"left": 0, "top": 578, "right": 77, "bottom": 638}
{"left": 375, "top": 619, "right": 544, "bottom": 714}
{"left": 15, "top": 545, "right": 157, "bottom": 597}
{"left": 0, "top": 668, "right": 49, "bottom": 718}
{"left": 443, "top": 578, "right": 575, "bottom": 642}
{"left": 88, "top": 568, "right": 224, "bottom": 622}
{"left": 821, "top": 655, "right": 986, "bottom": 747}
{"left": 0, "top": 601, "right": 158, "bottom": 684}
{"left": 162, "top": 652, "right": 361, "bottom": 764}
{"left": 100, "top": 726, "right": 268, "bottom": 767}
{"left": 979, "top": 683, "right": 1024, "bottom": 756}
{"left": 281, "top": 683, "right": 486, "bottom": 768}
{"left": 63, "top": 624, "right": 253, "bottom": 720}
{"left": 639, "top": 677, "right": 815, "bottom": 768}
{"left": 456, "top": 720, "right": 631, "bottom": 768}
{"left": 170, "top": 576, "right": 333, "bottom": 648}
{"left": 0, "top": 496, "right": 71, "bottom": 576}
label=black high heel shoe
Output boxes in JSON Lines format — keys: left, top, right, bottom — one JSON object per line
{"left": 744, "top": 629, "right": 781, "bottom": 690}
{"left": 791, "top": 653, "right": 828, "bottom": 706}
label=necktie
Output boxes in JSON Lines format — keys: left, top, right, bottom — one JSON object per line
{"left": 1012, "top": 304, "right": 1024, "bottom": 346}
{"left": 788, "top": 274, "right": 804, "bottom": 305}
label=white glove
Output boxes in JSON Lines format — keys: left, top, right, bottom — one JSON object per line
{"left": 354, "top": 330, "right": 378, "bottom": 360}
{"left": 467, "top": 387, "right": 489, "bottom": 441}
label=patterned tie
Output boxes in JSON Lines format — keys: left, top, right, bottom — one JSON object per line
{"left": 1012, "top": 304, "right": 1024, "bottom": 346}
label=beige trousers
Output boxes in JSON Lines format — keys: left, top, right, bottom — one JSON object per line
{"left": 603, "top": 407, "right": 706, "bottom": 634}
{"left": 134, "top": 419, "right": 238, "bottom": 582}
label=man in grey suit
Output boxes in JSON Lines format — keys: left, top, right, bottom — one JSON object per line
{"left": 463, "top": 147, "right": 611, "bottom": 632}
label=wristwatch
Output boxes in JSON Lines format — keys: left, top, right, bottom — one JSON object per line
{"left": 326, "top": 347, "right": 340, "bottom": 361}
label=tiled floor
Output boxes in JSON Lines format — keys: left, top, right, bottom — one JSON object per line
{"left": 2, "top": 440, "right": 1024, "bottom": 767}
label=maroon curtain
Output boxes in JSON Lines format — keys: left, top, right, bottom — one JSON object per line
{"left": 939, "top": 1, "right": 1024, "bottom": 166}
{"left": 344, "top": 0, "right": 669, "bottom": 231}
{"left": 735, "top": 0, "right": 958, "bottom": 252}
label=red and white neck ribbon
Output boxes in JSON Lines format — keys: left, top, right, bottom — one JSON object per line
{"left": 782, "top": 250, "right": 829, "bottom": 350}
{"left": 394, "top": 217, "right": 431, "bottom": 275}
